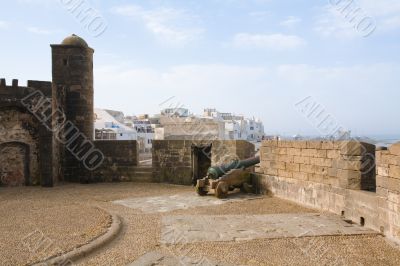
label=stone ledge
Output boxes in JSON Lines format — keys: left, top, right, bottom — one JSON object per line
{"left": 33, "top": 210, "right": 122, "bottom": 266}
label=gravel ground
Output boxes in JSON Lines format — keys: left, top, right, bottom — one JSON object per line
{"left": 1, "top": 183, "right": 400, "bottom": 266}
{"left": 179, "top": 235, "right": 400, "bottom": 266}
{"left": 0, "top": 187, "right": 111, "bottom": 265}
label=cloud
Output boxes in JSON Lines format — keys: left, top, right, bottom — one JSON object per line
{"left": 314, "top": 0, "right": 400, "bottom": 39}
{"left": 249, "top": 11, "right": 270, "bottom": 21}
{"left": 280, "top": 16, "right": 302, "bottom": 28}
{"left": 112, "top": 4, "right": 204, "bottom": 46}
{"left": 232, "top": 33, "right": 306, "bottom": 50}
{"left": 93, "top": 62, "right": 400, "bottom": 135}
{"left": 26, "top": 26, "right": 59, "bottom": 35}
{"left": 0, "top": 21, "right": 8, "bottom": 29}
{"left": 381, "top": 16, "right": 400, "bottom": 31}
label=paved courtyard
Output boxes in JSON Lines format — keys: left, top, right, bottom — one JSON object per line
{"left": 1, "top": 183, "right": 400, "bottom": 266}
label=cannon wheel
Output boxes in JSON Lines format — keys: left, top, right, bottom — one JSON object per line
{"left": 215, "top": 181, "right": 229, "bottom": 199}
{"left": 196, "top": 186, "right": 208, "bottom": 196}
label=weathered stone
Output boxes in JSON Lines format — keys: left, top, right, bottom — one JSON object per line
{"left": 327, "top": 149, "right": 340, "bottom": 159}
{"left": 293, "top": 156, "right": 310, "bottom": 165}
{"left": 307, "top": 141, "right": 322, "bottom": 149}
{"left": 321, "top": 141, "right": 335, "bottom": 150}
{"left": 161, "top": 214, "right": 377, "bottom": 244}
{"left": 389, "top": 143, "right": 400, "bottom": 156}
{"left": 286, "top": 163, "right": 300, "bottom": 172}
{"left": 389, "top": 165, "right": 400, "bottom": 179}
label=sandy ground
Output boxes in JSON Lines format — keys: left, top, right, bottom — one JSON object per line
{"left": 1, "top": 183, "right": 400, "bottom": 266}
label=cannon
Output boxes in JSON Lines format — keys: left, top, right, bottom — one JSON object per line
{"left": 195, "top": 156, "right": 260, "bottom": 198}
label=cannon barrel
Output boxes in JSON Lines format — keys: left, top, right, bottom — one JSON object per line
{"left": 207, "top": 156, "right": 260, "bottom": 180}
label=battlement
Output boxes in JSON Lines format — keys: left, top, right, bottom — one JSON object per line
{"left": 0, "top": 78, "right": 52, "bottom": 97}
{"left": 0, "top": 78, "right": 21, "bottom": 88}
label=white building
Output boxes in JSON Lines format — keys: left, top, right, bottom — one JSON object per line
{"left": 246, "top": 118, "right": 264, "bottom": 142}
{"left": 94, "top": 109, "right": 137, "bottom": 140}
{"left": 124, "top": 115, "right": 155, "bottom": 152}
{"left": 203, "top": 109, "right": 264, "bottom": 142}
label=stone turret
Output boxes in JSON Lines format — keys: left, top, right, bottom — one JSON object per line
{"left": 51, "top": 34, "right": 95, "bottom": 182}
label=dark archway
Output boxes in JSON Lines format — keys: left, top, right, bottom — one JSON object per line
{"left": 0, "top": 142, "right": 30, "bottom": 186}
{"left": 192, "top": 144, "right": 212, "bottom": 185}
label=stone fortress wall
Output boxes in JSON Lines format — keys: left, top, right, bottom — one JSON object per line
{"left": 254, "top": 140, "right": 400, "bottom": 243}
{"left": 152, "top": 140, "right": 255, "bottom": 185}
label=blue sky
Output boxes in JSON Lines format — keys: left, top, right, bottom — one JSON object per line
{"left": 0, "top": 0, "right": 399, "bottom": 137}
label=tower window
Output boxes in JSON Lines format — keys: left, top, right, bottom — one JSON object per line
{"left": 63, "top": 59, "right": 68, "bottom": 66}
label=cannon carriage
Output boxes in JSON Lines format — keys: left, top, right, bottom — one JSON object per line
{"left": 195, "top": 156, "right": 260, "bottom": 198}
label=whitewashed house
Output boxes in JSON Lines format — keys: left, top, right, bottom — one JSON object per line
{"left": 94, "top": 109, "right": 137, "bottom": 140}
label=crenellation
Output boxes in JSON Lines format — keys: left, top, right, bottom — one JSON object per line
{"left": 12, "top": 79, "right": 18, "bottom": 87}
{"left": 0, "top": 78, "right": 5, "bottom": 87}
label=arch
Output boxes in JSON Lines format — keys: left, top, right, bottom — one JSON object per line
{"left": 0, "top": 141, "right": 30, "bottom": 186}
{"left": 0, "top": 86, "right": 54, "bottom": 186}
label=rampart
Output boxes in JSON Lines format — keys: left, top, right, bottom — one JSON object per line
{"left": 254, "top": 140, "right": 400, "bottom": 243}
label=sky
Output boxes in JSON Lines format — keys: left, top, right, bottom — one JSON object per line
{"left": 0, "top": 0, "right": 399, "bottom": 137}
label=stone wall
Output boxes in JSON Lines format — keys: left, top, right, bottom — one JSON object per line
{"left": 375, "top": 144, "right": 400, "bottom": 240}
{"left": 92, "top": 140, "right": 138, "bottom": 182}
{"left": 259, "top": 140, "right": 375, "bottom": 190}
{"left": 255, "top": 140, "right": 400, "bottom": 243}
{"left": 153, "top": 140, "right": 255, "bottom": 185}
{"left": 0, "top": 109, "right": 40, "bottom": 185}
{"left": 0, "top": 81, "right": 53, "bottom": 187}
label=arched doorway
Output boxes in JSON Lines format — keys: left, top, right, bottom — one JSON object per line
{"left": 0, "top": 142, "right": 30, "bottom": 186}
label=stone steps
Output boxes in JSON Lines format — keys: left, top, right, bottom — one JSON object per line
{"left": 132, "top": 166, "right": 154, "bottom": 182}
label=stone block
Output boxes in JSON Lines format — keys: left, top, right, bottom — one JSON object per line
{"left": 381, "top": 154, "right": 400, "bottom": 166}
{"left": 376, "top": 175, "right": 389, "bottom": 188}
{"left": 389, "top": 143, "right": 400, "bottom": 156}
{"left": 329, "top": 177, "right": 340, "bottom": 187}
{"left": 309, "top": 173, "right": 325, "bottom": 183}
{"left": 286, "top": 163, "right": 300, "bottom": 172}
{"left": 300, "top": 164, "right": 315, "bottom": 174}
{"left": 315, "top": 149, "right": 327, "bottom": 158}
{"left": 388, "top": 178, "right": 400, "bottom": 193}
{"left": 389, "top": 165, "right": 400, "bottom": 179}
{"left": 377, "top": 166, "right": 390, "bottom": 177}
{"left": 292, "top": 171, "right": 308, "bottom": 180}
{"left": 310, "top": 157, "right": 332, "bottom": 167}
{"left": 287, "top": 148, "right": 302, "bottom": 156}
{"left": 338, "top": 169, "right": 362, "bottom": 180}
{"left": 260, "top": 146, "right": 272, "bottom": 155}
{"left": 293, "top": 156, "right": 310, "bottom": 165}
{"left": 377, "top": 187, "right": 389, "bottom": 197}
{"left": 278, "top": 140, "right": 293, "bottom": 148}
{"left": 328, "top": 168, "right": 338, "bottom": 177}
{"left": 338, "top": 160, "right": 363, "bottom": 171}
{"left": 327, "top": 150, "right": 340, "bottom": 159}
{"left": 276, "top": 147, "right": 286, "bottom": 155}
{"left": 307, "top": 141, "right": 322, "bottom": 149}
{"left": 262, "top": 139, "right": 278, "bottom": 147}
{"left": 278, "top": 169, "right": 293, "bottom": 178}
{"left": 278, "top": 155, "right": 294, "bottom": 163}
{"left": 266, "top": 168, "right": 278, "bottom": 176}
{"left": 276, "top": 161, "right": 286, "bottom": 170}
{"left": 338, "top": 169, "right": 362, "bottom": 189}
{"left": 302, "top": 149, "right": 317, "bottom": 157}
{"left": 314, "top": 165, "right": 328, "bottom": 175}
{"left": 168, "top": 140, "right": 186, "bottom": 148}
{"left": 321, "top": 141, "right": 335, "bottom": 150}
{"left": 292, "top": 141, "right": 307, "bottom": 149}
